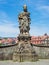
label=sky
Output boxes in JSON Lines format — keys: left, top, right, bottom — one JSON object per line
{"left": 0, "top": 0, "right": 49, "bottom": 37}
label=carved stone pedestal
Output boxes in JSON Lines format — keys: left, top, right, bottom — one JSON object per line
{"left": 13, "top": 36, "right": 38, "bottom": 62}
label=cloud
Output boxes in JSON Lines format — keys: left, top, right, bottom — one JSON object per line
{"left": 0, "top": 11, "right": 10, "bottom": 24}
{"left": 37, "top": 5, "right": 49, "bottom": 13}
{"left": 36, "top": 6, "right": 49, "bottom": 22}
{"left": 35, "top": 0, "right": 49, "bottom": 16}
{"left": 30, "top": 25, "right": 49, "bottom": 36}
{"left": 0, "top": 23, "right": 18, "bottom": 33}
{"left": 0, "top": 11, "right": 19, "bottom": 37}
{"left": 39, "top": 6, "right": 49, "bottom": 11}
{"left": 0, "top": 22, "right": 19, "bottom": 37}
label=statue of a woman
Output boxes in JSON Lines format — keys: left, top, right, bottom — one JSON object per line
{"left": 18, "top": 5, "right": 31, "bottom": 34}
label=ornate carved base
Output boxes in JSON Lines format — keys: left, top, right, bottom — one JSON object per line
{"left": 13, "top": 36, "right": 38, "bottom": 62}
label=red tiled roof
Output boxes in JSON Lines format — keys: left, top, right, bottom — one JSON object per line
{"left": 31, "top": 35, "right": 49, "bottom": 44}
{"left": 0, "top": 34, "right": 49, "bottom": 44}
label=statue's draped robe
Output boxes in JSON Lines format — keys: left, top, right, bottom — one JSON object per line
{"left": 18, "top": 12, "right": 30, "bottom": 33}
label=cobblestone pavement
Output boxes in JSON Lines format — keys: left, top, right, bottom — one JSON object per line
{"left": 0, "top": 59, "right": 49, "bottom": 65}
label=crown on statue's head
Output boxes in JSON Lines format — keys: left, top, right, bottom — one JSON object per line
{"left": 23, "top": 4, "right": 27, "bottom": 12}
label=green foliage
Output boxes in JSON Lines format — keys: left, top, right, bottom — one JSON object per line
{"left": 0, "top": 43, "right": 2, "bottom": 46}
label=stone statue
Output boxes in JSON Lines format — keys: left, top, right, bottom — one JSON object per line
{"left": 16, "top": 5, "right": 38, "bottom": 62}
{"left": 18, "top": 5, "right": 31, "bottom": 34}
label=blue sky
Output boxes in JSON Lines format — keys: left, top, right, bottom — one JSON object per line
{"left": 0, "top": 0, "right": 49, "bottom": 37}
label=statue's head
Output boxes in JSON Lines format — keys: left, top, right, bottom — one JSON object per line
{"left": 23, "top": 5, "right": 27, "bottom": 12}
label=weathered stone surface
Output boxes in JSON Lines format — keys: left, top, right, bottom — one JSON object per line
{"left": 16, "top": 5, "right": 38, "bottom": 62}
{"left": 33, "top": 46, "right": 49, "bottom": 59}
{"left": 18, "top": 5, "right": 30, "bottom": 34}
{"left": 0, "top": 44, "right": 49, "bottom": 61}
{"left": 0, "top": 45, "right": 18, "bottom": 60}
